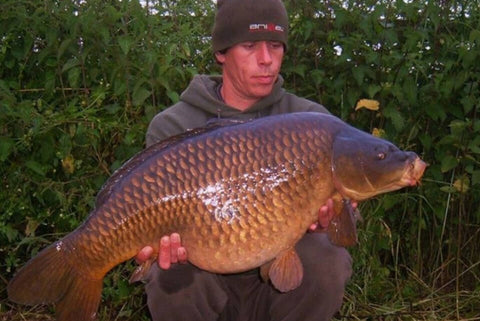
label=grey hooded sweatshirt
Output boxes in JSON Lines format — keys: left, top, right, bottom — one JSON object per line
{"left": 146, "top": 74, "right": 329, "bottom": 147}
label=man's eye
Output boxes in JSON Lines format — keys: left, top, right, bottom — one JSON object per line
{"left": 269, "top": 42, "right": 283, "bottom": 49}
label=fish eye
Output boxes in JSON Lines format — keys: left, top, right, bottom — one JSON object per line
{"left": 377, "top": 152, "right": 386, "bottom": 160}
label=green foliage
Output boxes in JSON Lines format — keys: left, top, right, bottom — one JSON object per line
{"left": 282, "top": 0, "right": 480, "bottom": 318}
{"left": 1, "top": 0, "right": 479, "bottom": 320}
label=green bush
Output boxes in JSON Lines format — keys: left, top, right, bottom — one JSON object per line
{"left": 1, "top": 0, "right": 479, "bottom": 320}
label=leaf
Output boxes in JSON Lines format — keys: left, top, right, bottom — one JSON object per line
{"left": 118, "top": 36, "right": 133, "bottom": 55}
{"left": 58, "top": 38, "right": 73, "bottom": 59}
{"left": 425, "top": 102, "right": 447, "bottom": 122}
{"left": 292, "top": 64, "right": 306, "bottom": 78}
{"left": 383, "top": 106, "right": 405, "bottom": 131}
{"left": 352, "top": 66, "right": 365, "bottom": 86}
{"left": 367, "top": 85, "right": 382, "bottom": 98}
{"left": 372, "top": 128, "right": 385, "bottom": 138}
{"left": 132, "top": 87, "right": 151, "bottom": 106}
{"left": 469, "top": 29, "right": 480, "bottom": 42}
{"left": 114, "top": 78, "right": 127, "bottom": 96}
{"left": 167, "top": 90, "right": 179, "bottom": 103}
{"left": 68, "top": 67, "right": 81, "bottom": 88}
{"left": 61, "top": 58, "right": 80, "bottom": 73}
{"left": 25, "top": 160, "right": 46, "bottom": 176}
{"left": 472, "top": 170, "right": 480, "bottom": 186}
{"left": 0, "top": 137, "right": 14, "bottom": 161}
{"left": 310, "top": 69, "right": 325, "bottom": 86}
{"left": 468, "top": 136, "right": 480, "bottom": 154}
{"left": 105, "top": 103, "right": 121, "bottom": 115}
{"left": 449, "top": 119, "right": 468, "bottom": 137}
{"left": 453, "top": 176, "right": 469, "bottom": 193}
{"left": 61, "top": 155, "right": 75, "bottom": 174}
{"left": 440, "top": 155, "right": 458, "bottom": 173}
{"left": 440, "top": 186, "right": 457, "bottom": 193}
{"left": 0, "top": 224, "right": 19, "bottom": 242}
{"left": 460, "top": 95, "right": 475, "bottom": 114}
{"left": 355, "top": 99, "right": 380, "bottom": 111}
{"left": 25, "top": 218, "right": 40, "bottom": 237}
{"left": 302, "top": 19, "right": 313, "bottom": 39}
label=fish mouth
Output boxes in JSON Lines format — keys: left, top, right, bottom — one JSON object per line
{"left": 400, "top": 157, "right": 427, "bottom": 187}
{"left": 333, "top": 156, "right": 427, "bottom": 201}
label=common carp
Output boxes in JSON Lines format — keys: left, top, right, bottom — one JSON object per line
{"left": 8, "top": 112, "right": 426, "bottom": 321}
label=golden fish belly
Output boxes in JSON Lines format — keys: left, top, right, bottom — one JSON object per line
{"left": 179, "top": 164, "right": 324, "bottom": 273}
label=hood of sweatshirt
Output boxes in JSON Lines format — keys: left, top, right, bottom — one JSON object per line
{"left": 179, "top": 74, "right": 287, "bottom": 119}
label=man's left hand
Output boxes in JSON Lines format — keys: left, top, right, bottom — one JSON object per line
{"left": 309, "top": 198, "right": 358, "bottom": 232}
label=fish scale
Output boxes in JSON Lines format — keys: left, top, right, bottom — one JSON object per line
{"left": 8, "top": 112, "right": 427, "bottom": 321}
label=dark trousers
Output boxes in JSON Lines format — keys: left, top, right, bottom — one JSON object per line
{"left": 144, "top": 233, "right": 352, "bottom": 321}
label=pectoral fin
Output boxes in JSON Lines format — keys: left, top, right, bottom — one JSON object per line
{"left": 266, "top": 248, "right": 303, "bottom": 292}
{"left": 129, "top": 258, "right": 155, "bottom": 283}
{"left": 327, "top": 199, "right": 358, "bottom": 247}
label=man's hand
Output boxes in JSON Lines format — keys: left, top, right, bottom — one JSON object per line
{"left": 135, "top": 233, "right": 187, "bottom": 270}
{"left": 308, "top": 198, "right": 358, "bottom": 232}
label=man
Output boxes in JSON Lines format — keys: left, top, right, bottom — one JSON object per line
{"left": 136, "top": 0, "right": 352, "bottom": 320}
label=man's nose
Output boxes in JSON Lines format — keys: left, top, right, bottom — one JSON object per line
{"left": 256, "top": 41, "right": 273, "bottom": 65}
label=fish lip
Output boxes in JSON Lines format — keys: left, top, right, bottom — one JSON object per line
{"left": 401, "top": 157, "right": 427, "bottom": 186}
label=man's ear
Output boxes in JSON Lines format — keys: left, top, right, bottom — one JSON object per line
{"left": 215, "top": 51, "right": 226, "bottom": 64}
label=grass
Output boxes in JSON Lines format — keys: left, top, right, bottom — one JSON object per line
{"left": 339, "top": 282, "right": 480, "bottom": 320}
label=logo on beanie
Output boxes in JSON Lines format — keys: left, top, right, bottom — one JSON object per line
{"left": 249, "top": 23, "right": 285, "bottom": 33}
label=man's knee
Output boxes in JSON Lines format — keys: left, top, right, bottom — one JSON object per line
{"left": 145, "top": 264, "right": 227, "bottom": 321}
{"left": 296, "top": 233, "right": 352, "bottom": 292}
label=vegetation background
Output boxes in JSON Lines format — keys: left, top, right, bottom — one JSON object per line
{"left": 1, "top": 0, "right": 479, "bottom": 320}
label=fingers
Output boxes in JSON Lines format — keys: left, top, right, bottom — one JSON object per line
{"left": 170, "top": 233, "right": 181, "bottom": 264}
{"left": 309, "top": 199, "right": 360, "bottom": 233}
{"left": 318, "top": 198, "right": 334, "bottom": 229}
{"left": 135, "top": 246, "right": 154, "bottom": 264}
{"left": 170, "top": 233, "right": 187, "bottom": 264}
{"left": 158, "top": 236, "right": 172, "bottom": 270}
{"left": 136, "top": 233, "right": 188, "bottom": 270}
{"left": 177, "top": 247, "right": 188, "bottom": 264}
{"left": 308, "top": 222, "right": 318, "bottom": 231}
{"left": 157, "top": 233, "right": 188, "bottom": 270}
{"left": 171, "top": 233, "right": 188, "bottom": 264}
{"left": 308, "top": 204, "right": 329, "bottom": 232}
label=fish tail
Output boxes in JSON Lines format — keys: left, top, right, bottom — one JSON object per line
{"left": 54, "top": 274, "right": 103, "bottom": 321}
{"left": 8, "top": 241, "right": 104, "bottom": 321}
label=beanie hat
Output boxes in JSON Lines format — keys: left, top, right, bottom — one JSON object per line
{"left": 212, "top": 0, "right": 289, "bottom": 53}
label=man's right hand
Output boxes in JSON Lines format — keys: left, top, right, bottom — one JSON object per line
{"left": 135, "top": 233, "right": 188, "bottom": 270}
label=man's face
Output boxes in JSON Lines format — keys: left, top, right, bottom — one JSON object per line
{"left": 216, "top": 41, "right": 285, "bottom": 105}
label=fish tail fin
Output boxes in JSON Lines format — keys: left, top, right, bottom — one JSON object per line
{"left": 8, "top": 241, "right": 104, "bottom": 321}
{"left": 55, "top": 275, "right": 103, "bottom": 321}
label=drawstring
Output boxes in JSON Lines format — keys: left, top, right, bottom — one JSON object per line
{"left": 215, "top": 84, "right": 223, "bottom": 119}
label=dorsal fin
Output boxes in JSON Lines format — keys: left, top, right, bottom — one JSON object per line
{"left": 94, "top": 118, "right": 246, "bottom": 208}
